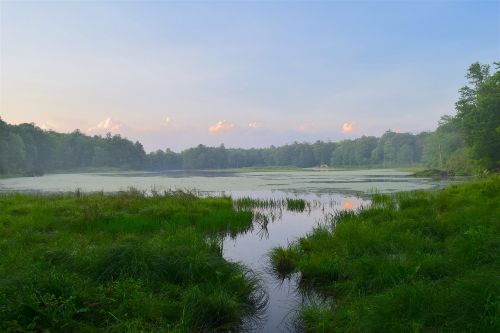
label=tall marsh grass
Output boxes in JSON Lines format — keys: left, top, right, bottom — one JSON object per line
{"left": 0, "top": 190, "right": 266, "bottom": 332}
{"left": 271, "top": 176, "right": 500, "bottom": 332}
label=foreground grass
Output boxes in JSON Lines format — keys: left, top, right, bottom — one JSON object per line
{"left": 271, "top": 177, "right": 499, "bottom": 332}
{"left": 0, "top": 190, "right": 266, "bottom": 332}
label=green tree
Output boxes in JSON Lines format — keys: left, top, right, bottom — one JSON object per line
{"left": 456, "top": 62, "right": 500, "bottom": 170}
{"left": 7, "top": 133, "right": 26, "bottom": 172}
{"left": 422, "top": 116, "right": 465, "bottom": 169}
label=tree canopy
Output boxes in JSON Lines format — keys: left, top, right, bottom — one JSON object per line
{"left": 455, "top": 62, "right": 500, "bottom": 170}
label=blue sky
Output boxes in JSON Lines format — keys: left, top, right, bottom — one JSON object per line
{"left": 1, "top": 1, "right": 498, "bottom": 151}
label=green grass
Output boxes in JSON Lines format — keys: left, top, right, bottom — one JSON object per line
{"left": 271, "top": 176, "right": 500, "bottom": 332}
{"left": 0, "top": 190, "right": 266, "bottom": 332}
{"left": 286, "top": 198, "right": 306, "bottom": 212}
{"left": 234, "top": 197, "right": 307, "bottom": 213}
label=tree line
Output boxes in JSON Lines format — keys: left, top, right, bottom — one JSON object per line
{"left": 0, "top": 121, "right": 438, "bottom": 174}
{"left": 1, "top": 62, "right": 498, "bottom": 176}
{"left": 0, "top": 124, "right": 146, "bottom": 176}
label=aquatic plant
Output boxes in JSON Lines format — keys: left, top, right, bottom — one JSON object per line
{"left": 286, "top": 198, "right": 307, "bottom": 212}
{"left": 234, "top": 196, "right": 307, "bottom": 213}
{"left": 270, "top": 247, "right": 297, "bottom": 279}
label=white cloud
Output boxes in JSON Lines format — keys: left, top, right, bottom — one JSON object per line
{"left": 341, "top": 122, "right": 354, "bottom": 133}
{"left": 208, "top": 120, "right": 235, "bottom": 133}
{"left": 248, "top": 121, "right": 262, "bottom": 129}
{"left": 39, "top": 122, "right": 56, "bottom": 131}
{"left": 88, "top": 117, "right": 122, "bottom": 132}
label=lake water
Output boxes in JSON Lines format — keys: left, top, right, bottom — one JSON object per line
{"left": 0, "top": 169, "right": 450, "bottom": 331}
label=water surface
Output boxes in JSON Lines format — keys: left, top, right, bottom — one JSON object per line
{"left": 0, "top": 169, "right": 450, "bottom": 331}
{"left": 0, "top": 169, "right": 445, "bottom": 194}
{"left": 225, "top": 191, "right": 368, "bottom": 331}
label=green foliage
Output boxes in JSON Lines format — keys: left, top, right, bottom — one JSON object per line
{"left": 0, "top": 191, "right": 265, "bottom": 332}
{"left": 271, "top": 177, "right": 500, "bottom": 332}
{"left": 0, "top": 121, "right": 146, "bottom": 175}
{"left": 423, "top": 116, "right": 463, "bottom": 166}
{"left": 329, "top": 131, "right": 428, "bottom": 168}
{"left": 421, "top": 61, "right": 499, "bottom": 173}
{"left": 331, "top": 136, "right": 378, "bottom": 166}
{"left": 455, "top": 63, "right": 500, "bottom": 170}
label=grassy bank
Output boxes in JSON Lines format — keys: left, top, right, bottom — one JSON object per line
{"left": 0, "top": 190, "right": 266, "bottom": 332}
{"left": 271, "top": 177, "right": 499, "bottom": 332}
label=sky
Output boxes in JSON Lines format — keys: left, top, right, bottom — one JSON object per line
{"left": 1, "top": 1, "right": 498, "bottom": 152}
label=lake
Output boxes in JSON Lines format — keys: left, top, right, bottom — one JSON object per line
{"left": 0, "top": 169, "right": 451, "bottom": 332}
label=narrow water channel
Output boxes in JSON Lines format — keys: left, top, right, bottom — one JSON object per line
{"left": 223, "top": 190, "right": 370, "bottom": 332}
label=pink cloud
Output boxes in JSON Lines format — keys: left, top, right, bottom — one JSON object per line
{"left": 208, "top": 120, "right": 235, "bottom": 133}
{"left": 341, "top": 122, "right": 354, "bottom": 133}
{"left": 88, "top": 117, "right": 122, "bottom": 132}
{"left": 343, "top": 199, "right": 354, "bottom": 210}
{"left": 298, "top": 122, "right": 314, "bottom": 132}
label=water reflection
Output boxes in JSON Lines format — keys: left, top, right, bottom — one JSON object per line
{"left": 343, "top": 199, "right": 354, "bottom": 210}
{"left": 222, "top": 190, "right": 368, "bottom": 332}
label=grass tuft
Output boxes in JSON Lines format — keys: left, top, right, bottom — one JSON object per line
{"left": 270, "top": 246, "right": 297, "bottom": 278}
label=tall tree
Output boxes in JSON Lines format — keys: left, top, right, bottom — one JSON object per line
{"left": 455, "top": 62, "right": 500, "bottom": 170}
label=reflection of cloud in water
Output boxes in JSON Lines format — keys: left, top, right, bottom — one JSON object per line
{"left": 343, "top": 199, "right": 354, "bottom": 210}
{"left": 222, "top": 190, "right": 372, "bottom": 331}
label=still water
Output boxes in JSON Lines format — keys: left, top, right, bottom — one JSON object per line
{"left": 0, "top": 169, "right": 449, "bottom": 331}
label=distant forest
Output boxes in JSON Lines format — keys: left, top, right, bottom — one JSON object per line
{"left": 0, "top": 116, "right": 471, "bottom": 175}
{"left": 0, "top": 118, "right": 456, "bottom": 174}
{"left": 1, "top": 62, "right": 498, "bottom": 176}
